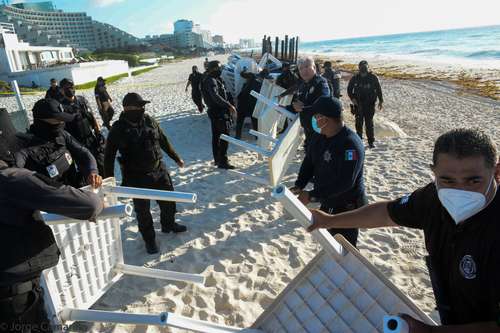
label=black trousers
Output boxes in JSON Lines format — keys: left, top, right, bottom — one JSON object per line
{"left": 355, "top": 104, "right": 375, "bottom": 144}
{"left": 98, "top": 103, "right": 115, "bottom": 129}
{"left": 320, "top": 195, "right": 368, "bottom": 247}
{"left": 235, "top": 113, "right": 258, "bottom": 139}
{"left": 123, "top": 164, "right": 176, "bottom": 244}
{"left": 191, "top": 91, "right": 204, "bottom": 112}
{"left": 209, "top": 116, "right": 230, "bottom": 165}
{"left": 0, "top": 278, "right": 52, "bottom": 333}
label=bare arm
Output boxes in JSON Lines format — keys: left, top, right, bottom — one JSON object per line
{"left": 308, "top": 201, "right": 397, "bottom": 232}
{"left": 402, "top": 314, "right": 500, "bottom": 333}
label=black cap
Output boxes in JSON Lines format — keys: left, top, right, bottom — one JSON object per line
{"left": 60, "top": 78, "right": 74, "bottom": 87}
{"left": 0, "top": 108, "right": 21, "bottom": 165}
{"left": 32, "top": 98, "right": 75, "bottom": 122}
{"left": 323, "top": 61, "right": 332, "bottom": 68}
{"left": 97, "top": 76, "right": 105, "bottom": 82}
{"left": 359, "top": 60, "right": 368, "bottom": 66}
{"left": 122, "top": 93, "right": 151, "bottom": 107}
{"left": 308, "top": 96, "right": 343, "bottom": 118}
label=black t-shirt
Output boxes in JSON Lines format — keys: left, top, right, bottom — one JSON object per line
{"left": 387, "top": 183, "right": 500, "bottom": 325}
{"left": 94, "top": 84, "right": 111, "bottom": 102}
{"left": 188, "top": 72, "right": 203, "bottom": 93}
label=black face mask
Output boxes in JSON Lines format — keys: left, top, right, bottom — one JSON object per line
{"left": 63, "top": 87, "right": 75, "bottom": 98}
{"left": 32, "top": 119, "right": 65, "bottom": 139}
{"left": 124, "top": 109, "right": 145, "bottom": 123}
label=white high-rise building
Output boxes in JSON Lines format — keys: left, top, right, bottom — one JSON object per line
{"left": 0, "top": 1, "right": 142, "bottom": 51}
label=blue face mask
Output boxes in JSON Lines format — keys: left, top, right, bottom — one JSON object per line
{"left": 312, "top": 117, "right": 322, "bottom": 134}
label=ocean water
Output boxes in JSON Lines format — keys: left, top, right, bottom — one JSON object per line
{"left": 301, "top": 25, "right": 500, "bottom": 67}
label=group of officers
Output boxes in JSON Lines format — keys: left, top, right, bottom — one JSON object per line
{"left": 188, "top": 56, "right": 500, "bottom": 332}
{"left": 1, "top": 75, "right": 190, "bottom": 331}
{"left": 1, "top": 56, "right": 499, "bottom": 332}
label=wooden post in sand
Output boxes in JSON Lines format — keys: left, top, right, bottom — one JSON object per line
{"left": 280, "top": 40, "right": 285, "bottom": 60}
{"left": 295, "top": 36, "right": 300, "bottom": 62}
{"left": 262, "top": 35, "right": 266, "bottom": 56}
{"left": 275, "top": 37, "right": 279, "bottom": 57}
{"left": 283, "top": 35, "right": 288, "bottom": 60}
{"left": 289, "top": 38, "right": 295, "bottom": 63}
{"left": 267, "top": 36, "right": 272, "bottom": 55}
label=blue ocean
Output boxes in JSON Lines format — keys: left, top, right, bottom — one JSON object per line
{"left": 301, "top": 25, "right": 500, "bottom": 67}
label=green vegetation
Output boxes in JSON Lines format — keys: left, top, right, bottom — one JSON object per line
{"left": 315, "top": 58, "right": 500, "bottom": 101}
{"left": 0, "top": 80, "right": 45, "bottom": 96}
{"left": 131, "top": 66, "right": 159, "bottom": 76}
{"left": 74, "top": 65, "right": 160, "bottom": 90}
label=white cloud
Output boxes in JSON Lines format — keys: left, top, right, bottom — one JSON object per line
{"left": 90, "top": 0, "right": 126, "bottom": 8}
{"left": 205, "top": 0, "right": 500, "bottom": 43}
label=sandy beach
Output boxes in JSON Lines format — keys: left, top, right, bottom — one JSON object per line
{"left": 2, "top": 55, "right": 499, "bottom": 332}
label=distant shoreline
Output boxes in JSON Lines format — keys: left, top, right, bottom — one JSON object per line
{"left": 302, "top": 52, "right": 500, "bottom": 101}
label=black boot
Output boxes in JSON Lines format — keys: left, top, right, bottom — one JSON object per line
{"left": 145, "top": 240, "right": 159, "bottom": 254}
{"left": 161, "top": 222, "right": 187, "bottom": 233}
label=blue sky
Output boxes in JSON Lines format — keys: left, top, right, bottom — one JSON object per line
{"left": 12, "top": 0, "right": 500, "bottom": 42}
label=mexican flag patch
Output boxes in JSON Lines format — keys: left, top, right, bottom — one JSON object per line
{"left": 345, "top": 149, "right": 358, "bottom": 161}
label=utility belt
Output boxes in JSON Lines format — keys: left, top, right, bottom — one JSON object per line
{"left": 119, "top": 157, "right": 162, "bottom": 175}
{"left": 0, "top": 279, "right": 37, "bottom": 299}
{"left": 320, "top": 194, "right": 367, "bottom": 214}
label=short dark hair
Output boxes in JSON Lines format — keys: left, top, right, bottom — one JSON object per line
{"left": 50, "top": 78, "right": 57, "bottom": 83}
{"left": 433, "top": 128, "right": 497, "bottom": 168}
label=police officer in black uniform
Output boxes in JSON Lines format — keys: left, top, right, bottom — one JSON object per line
{"left": 291, "top": 96, "right": 366, "bottom": 246}
{"left": 308, "top": 128, "right": 500, "bottom": 331}
{"left": 347, "top": 60, "right": 383, "bottom": 149}
{"left": 322, "top": 61, "right": 342, "bottom": 98}
{"left": 0, "top": 112, "right": 103, "bottom": 333}
{"left": 276, "top": 62, "right": 297, "bottom": 90}
{"left": 15, "top": 99, "right": 102, "bottom": 189}
{"left": 59, "top": 78, "right": 105, "bottom": 175}
{"left": 235, "top": 71, "right": 261, "bottom": 139}
{"left": 185, "top": 65, "right": 205, "bottom": 113}
{"left": 94, "top": 76, "right": 115, "bottom": 130}
{"left": 201, "top": 60, "right": 237, "bottom": 169}
{"left": 285, "top": 57, "right": 330, "bottom": 148}
{"left": 104, "top": 93, "right": 187, "bottom": 254}
{"left": 44, "top": 78, "right": 63, "bottom": 101}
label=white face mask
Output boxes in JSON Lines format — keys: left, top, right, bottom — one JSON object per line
{"left": 436, "top": 177, "right": 495, "bottom": 224}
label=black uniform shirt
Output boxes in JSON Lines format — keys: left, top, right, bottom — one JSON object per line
{"left": 61, "top": 96, "right": 97, "bottom": 144}
{"left": 104, "top": 113, "right": 181, "bottom": 178}
{"left": 188, "top": 72, "right": 203, "bottom": 93}
{"left": 387, "top": 183, "right": 500, "bottom": 325}
{"left": 45, "top": 86, "right": 63, "bottom": 101}
{"left": 347, "top": 72, "right": 383, "bottom": 105}
{"left": 94, "top": 84, "right": 111, "bottom": 103}
{"left": 295, "top": 126, "right": 365, "bottom": 206}
{"left": 15, "top": 130, "right": 98, "bottom": 179}
{"left": 0, "top": 167, "right": 102, "bottom": 281}
{"left": 286, "top": 74, "right": 330, "bottom": 132}
{"left": 201, "top": 76, "right": 232, "bottom": 119}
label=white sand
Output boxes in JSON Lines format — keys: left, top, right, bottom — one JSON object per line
{"left": 2, "top": 56, "right": 499, "bottom": 332}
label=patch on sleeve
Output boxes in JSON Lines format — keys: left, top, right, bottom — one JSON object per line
{"left": 399, "top": 195, "right": 410, "bottom": 205}
{"left": 345, "top": 149, "right": 358, "bottom": 161}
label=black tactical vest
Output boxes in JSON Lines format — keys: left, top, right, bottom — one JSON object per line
{"left": 18, "top": 134, "right": 73, "bottom": 180}
{"left": 62, "top": 96, "right": 94, "bottom": 143}
{"left": 118, "top": 116, "right": 163, "bottom": 174}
